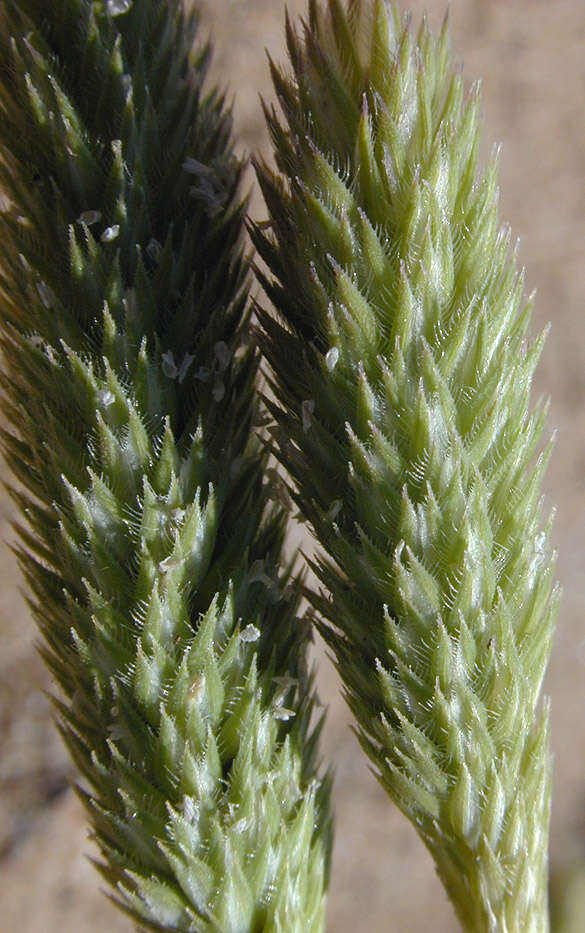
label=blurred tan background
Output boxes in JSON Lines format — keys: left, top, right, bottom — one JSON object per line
{"left": 1, "top": 1, "right": 584, "bottom": 930}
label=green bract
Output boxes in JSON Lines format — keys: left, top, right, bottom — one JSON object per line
{"left": 253, "top": 1, "right": 558, "bottom": 929}
{"left": 0, "top": 1, "right": 331, "bottom": 930}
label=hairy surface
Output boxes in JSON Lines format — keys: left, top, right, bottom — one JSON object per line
{"left": 0, "top": 2, "right": 331, "bottom": 930}
{"left": 253, "top": 1, "right": 558, "bottom": 929}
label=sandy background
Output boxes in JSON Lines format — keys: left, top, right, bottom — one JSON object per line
{"left": 1, "top": 1, "right": 585, "bottom": 930}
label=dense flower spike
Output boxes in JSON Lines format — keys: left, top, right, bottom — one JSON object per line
{"left": 253, "top": 1, "right": 558, "bottom": 929}
{"left": 0, "top": 1, "right": 331, "bottom": 929}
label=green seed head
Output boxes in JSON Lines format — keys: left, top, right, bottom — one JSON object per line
{"left": 253, "top": 2, "right": 558, "bottom": 929}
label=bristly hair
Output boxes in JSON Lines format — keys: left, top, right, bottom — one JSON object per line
{"left": 0, "top": 1, "right": 332, "bottom": 929}
{"left": 252, "top": 1, "right": 558, "bottom": 929}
